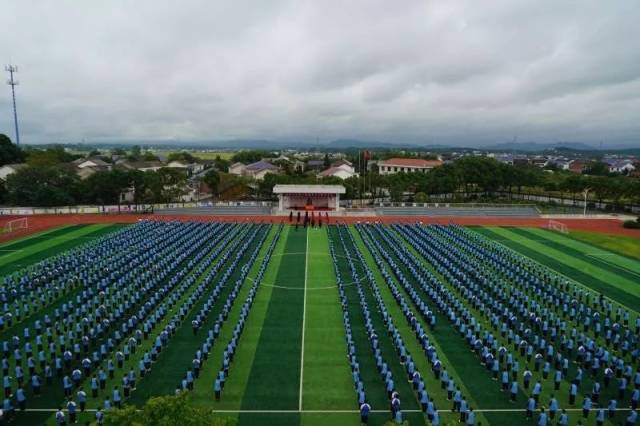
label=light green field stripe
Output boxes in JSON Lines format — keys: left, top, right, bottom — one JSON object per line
{"left": 350, "top": 227, "right": 492, "bottom": 426}
{"left": 0, "top": 225, "right": 73, "bottom": 248}
{"left": 526, "top": 227, "right": 640, "bottom": 274}
{"left": 191, "top": 226, "right": 290, "bottom": 411}
{"left": 301, "top": 228, "right": 353, "bottom": 413}
{"left": 0, "top": 224, "right": 109, "bottom": 267}
{"left": 570, "top": 230, "right": 640, "bottom": 260}
{"left": 488, "top": 226, "right": 640, "bottom": 299}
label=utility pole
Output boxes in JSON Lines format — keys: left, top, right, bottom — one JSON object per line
{"left": 5, "top": 65, "right": 20, "bottom": 145}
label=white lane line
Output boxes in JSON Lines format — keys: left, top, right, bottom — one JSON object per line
{"left": 13, "top": 408, "right": 634, "bottom": 414}
{"left": 299, "top": 227, "right": 309, "bottom": 411}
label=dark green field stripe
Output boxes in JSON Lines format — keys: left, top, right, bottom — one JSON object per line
{"left": 0, "top": 225, "right": 83, "bottom": 250}
{"left": 130, "top": 225, "right": 268, "bottom": 404}
{"left": 512, "top": 227, "right": 640, "bottom": 283}
{"left": 476, "top": 227, "right": 640, "bottom": 311}
{"left": 0, "top": 224, "right": 124, "bottom": 277}
{"left": 238, "top": 228, "right": 306, "bottom": 421}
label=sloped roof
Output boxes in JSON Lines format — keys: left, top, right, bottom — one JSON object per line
{"left": 120, "top": 161, "right": 164, "bottom": 170}
{"left": 380, "top": 158, "right": 443, "bottom": 168}
{"left": 74, "top": 157, "right": 109, "bottom": 167}
{"left": 318, "top": 166, "right": 354, "bottom": 177}
{"left": 246, "top": 160, "right": 278, "bottom": 171}
{"left": 273, "top": 184, "right": 345, "bottom": 194}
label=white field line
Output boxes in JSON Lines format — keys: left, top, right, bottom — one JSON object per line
{"left": 299, "top": 227, "right": 309, "bottom": 411}
{"left": 17, "top": 408, "right": 633, "bottom": 414}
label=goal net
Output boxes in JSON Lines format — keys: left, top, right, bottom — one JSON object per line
{"left": 547, "top": 220, "right": 568, "bottom": 234}
{"left": 3, "top": 217, "right": 28, "bottom": 234}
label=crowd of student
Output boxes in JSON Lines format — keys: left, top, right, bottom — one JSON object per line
{"left": 0, "top": 221, "right": 273, "bottom": 424}
{"left": 356, "top": 224, "right": 482, "bottom": 425}
{"left": 329, "top": 225, "right": 454, "bottom": 425}
{"left": 156, "top": 223, "right": 266, "bottom": 396}
{"left": 184, "top": 224, "right": 282, "bottom": 400}
{"left": 371, "top": 222, "right": 639, "bottom": 425}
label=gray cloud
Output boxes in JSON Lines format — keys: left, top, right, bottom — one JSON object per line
{"left": 1, "top": 0, "right": 639, "bottom": 146}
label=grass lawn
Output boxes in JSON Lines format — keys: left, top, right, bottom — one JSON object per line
{"left": 477, "top": 226, "right": 640, "bottom": 315}
{"left": 569, "top": 229, "right": 640, "bottom": 260}
{"left": 0, "top": 224, "right": 76, "bottom": 249}
{"left": 3, "top": 222, "right": 637, "bottom": 426}
{"left": 301, "top": 227, "right": 353, "bottom": 412}
{"left": 237, "top": 227, "right": 306, "bottom": 425}
{"left": 0, "top": 224, "right": 124, "bottom": 276}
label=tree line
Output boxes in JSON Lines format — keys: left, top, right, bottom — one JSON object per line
{"left": 253, "top": 155, "right": 640, "bottom": 207}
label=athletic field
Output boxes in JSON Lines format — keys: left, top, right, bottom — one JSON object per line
{"left": 0, "top": 221, "right": 638, "bottom": 426}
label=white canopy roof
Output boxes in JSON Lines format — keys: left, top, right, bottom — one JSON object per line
{"left": 273, "top": 184, "right": 345, "bottom": 194}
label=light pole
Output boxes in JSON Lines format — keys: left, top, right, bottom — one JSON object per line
{"left": 5, "top": 65, "right": 20, "bottom": 145}
{"left": 583, "top": 187, "right": 591, "bottom": 216}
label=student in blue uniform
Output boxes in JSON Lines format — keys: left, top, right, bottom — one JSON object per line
{"left": 359, "top": 401, "right": 371, "bottom": 425}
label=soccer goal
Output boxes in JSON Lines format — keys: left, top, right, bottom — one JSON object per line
{"left": 547, "top": 219, "right": 568, "bottom": 234}
{"left": 3, "top": 217, "right": 28, "bottom": 234}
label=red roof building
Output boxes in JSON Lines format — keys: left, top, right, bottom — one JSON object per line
{"left": 378, "top": 158, "right": 443, "bottom": 175}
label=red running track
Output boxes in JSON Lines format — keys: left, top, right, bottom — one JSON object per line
{"left": 0, "top": 214, "right": 638, "bottom": 243}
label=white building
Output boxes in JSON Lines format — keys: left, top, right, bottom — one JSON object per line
{"left": 317, "top": 166, "right": 358, "bottom": 180}
{"left": 273, "top": 184, "right": 345, "bottom": 212}
{"left": 0, "top": 163, "right": 27, "bottom": 180}
{"left": 228, "top": 162, "right": 246, "bottom": 176}
{"left": 378, "top": 158, "right": 443, "bottom": 175}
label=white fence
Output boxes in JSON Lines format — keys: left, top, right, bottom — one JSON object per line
{"left": 0, "top": 201, "right": 274, "bottom": 216}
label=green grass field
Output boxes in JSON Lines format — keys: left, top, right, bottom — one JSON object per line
{"left": 2, "top": 223, "right": 638, "bottom": 426}
{"left": 568, "top": 230, "right": 640, "bottom": 260}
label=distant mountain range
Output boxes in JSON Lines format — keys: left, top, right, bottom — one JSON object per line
{"left": 28, "top": 138, "right": 640, "bottom": 154}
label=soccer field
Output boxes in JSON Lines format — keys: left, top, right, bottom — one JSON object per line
{"left": 1, "top": 221, "right": 638, "bottom": 426}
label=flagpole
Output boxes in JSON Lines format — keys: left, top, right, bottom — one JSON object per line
{"left": 358, "top": 150, "right": 361, "bottom": 208}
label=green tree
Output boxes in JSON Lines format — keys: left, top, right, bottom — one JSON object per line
{"left": 168, "top": 152, "right": 196, "bottom": 162}
{"left": 130, "top": 145, "right": 142, "bottom": 160}
{"left": 142, "top": 151, "right": 160, "bottom": 161}
{"left": 100, "top": 393, "right": 235, "bottom": 426}
{"left": 6, "top": 165, "right": 81, "bottom": 206}
{"left": 231, "top": 150, "right": 269, "bottom": 164}
{"left": 82, "top": 169, "right": 131, "bottom": 206}
{"left": 202, "top": 169, "right": 221, "bottom": 196}
{"left": 157, "top": 168, "right": 189, "bottom": 202}
{"left": 0, "top": 134, "right": 25, "bottom": 166}
{"left": 420, "top": 163, "right": 460, "bottom": 195}
{"left": 584, "top": 161, "right": 610, "bottom": 176}
{"left": 213, "top": 155, "right": 230, "bottom": 172}
{"left": 414, "top": 192, "right": 428, "bottom": 203}
{"left": 25, "top": 145, "right": 78, "bottom": 167}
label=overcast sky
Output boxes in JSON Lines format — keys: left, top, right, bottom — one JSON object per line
{"left": 1, "top": 0, "right": 640, "bottom": 146}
